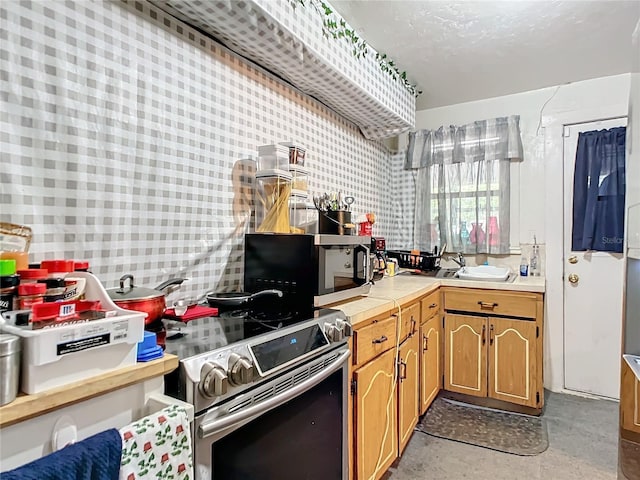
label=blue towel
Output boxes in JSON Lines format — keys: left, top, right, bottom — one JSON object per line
{"left": 1, "top": 428, "right": 122, "bottom": 480}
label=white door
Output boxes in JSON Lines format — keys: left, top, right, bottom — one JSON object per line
{"left": 563, "top": 117, "right": 627, "bottom": 399}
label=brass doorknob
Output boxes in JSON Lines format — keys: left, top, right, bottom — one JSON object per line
{"left": 568, "top": 273, "right": 579, "bottom": 284}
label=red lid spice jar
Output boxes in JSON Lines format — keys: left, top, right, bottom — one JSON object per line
{"left": 17, "top": 269, "right": 48, "bottom": 283}
{"left": 18, "top": 282, "right": 46, "bottom": 309}
{"left": 73, "top": 261, "right": 90, "bottom": 272}
{"left": 40, "top": 260, "right": 74, "bottom": 278}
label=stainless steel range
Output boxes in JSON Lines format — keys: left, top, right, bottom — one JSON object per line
{"left": 163, "top": 307, "right": 352, "bottom": 480}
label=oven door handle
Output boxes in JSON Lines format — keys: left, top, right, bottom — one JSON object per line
{"left": 198, "top": 349, "right": 351, "bottom": 439}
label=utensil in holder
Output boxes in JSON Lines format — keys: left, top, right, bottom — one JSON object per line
{"left": 319, "top": 210, "right": 353, "bottom": 235}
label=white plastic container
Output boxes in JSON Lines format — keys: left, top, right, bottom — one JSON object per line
{"left": 0, "top": 271, "right": 145, "bottom": 394}
{"left": 257, "top": 144, "right": 290, "bottom": 171}
{"left": 288, "top": 164, "right": 310, "bottom": 194}
{"left": 289, "top": 193, "right": 318, "bottom": 234}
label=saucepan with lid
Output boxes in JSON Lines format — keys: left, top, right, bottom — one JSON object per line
{"left": 106, "top": 274, "right": 186, "bottom": 324}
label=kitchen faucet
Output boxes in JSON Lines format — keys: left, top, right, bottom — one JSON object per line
{"left": 448, "top": 252, "right": 466, "bottom": 268}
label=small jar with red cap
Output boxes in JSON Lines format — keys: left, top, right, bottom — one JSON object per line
{"left": 73, "top": 261, "right": 90, "bottom": 272}
{"left": 18, "top": 282, "right": 46, "bottom": 309}
{"left": 40, "top": 260, "right": 74, "bottom": 278}
{"left": 17, "top": 269, "right": 48, "bottom": 284}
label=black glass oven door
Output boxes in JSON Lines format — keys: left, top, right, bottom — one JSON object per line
{"left": 212, "top": 369, "right": 344, "bottom": 480}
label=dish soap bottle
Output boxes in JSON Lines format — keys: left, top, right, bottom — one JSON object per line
{"left": 530, "top": 243, "right": 540, "bottom": 277}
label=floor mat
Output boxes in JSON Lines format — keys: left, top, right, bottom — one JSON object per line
{"left": 416, "top": 397, "right": 549, "bottom": 456}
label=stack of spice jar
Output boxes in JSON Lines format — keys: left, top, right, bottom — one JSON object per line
{"left": 0, "top": 259, "right": 90, "bottom": 317}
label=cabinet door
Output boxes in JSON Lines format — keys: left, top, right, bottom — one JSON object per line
{"left": 354, "top": 347, "right": 397, "bottom": 480}
{"left": 398, "top": 333, "right": 419, "bottom": 455}
{"left": 444, "top": 314, "right": 487, "bottom": 397}
{"left": 621, "top": 358, "right": 640, "bottom": 434}
{"left": 488, "top": 318, "right": 538, "bottom": 407}
{"left": 420, "top": 315, "right": 441, "bottom": 415}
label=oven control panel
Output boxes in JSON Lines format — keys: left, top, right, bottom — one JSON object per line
{"left": 324, "top": 318, "right": 353, "bottom": 342}
{"left": 184, "top": 310, "right": 350, "bottom": 412}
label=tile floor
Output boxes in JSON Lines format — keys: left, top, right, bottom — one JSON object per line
{"left": 389, "top": 392, "right": 619, "bottom": 480}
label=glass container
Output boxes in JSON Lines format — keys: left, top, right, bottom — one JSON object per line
{"left": 255, "top": 170, "right": 292, "bottom": 233}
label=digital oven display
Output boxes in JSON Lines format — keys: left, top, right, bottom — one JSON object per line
{"left": 250, "top": 325, "right": 329, "bottom": 375}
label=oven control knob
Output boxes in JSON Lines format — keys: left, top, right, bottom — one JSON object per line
{"left": 200, "top": 362, "right": 229, "bottom": 398}
{"left": 337, "top": 319, "right": 352, "bottom": 337}
{"left": 325, "top": 324, "right": 343, "bottom": 343}
{"left": 228, "top": 353, "right": 255, "bottom": 386}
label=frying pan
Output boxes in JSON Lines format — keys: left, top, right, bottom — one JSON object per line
{"left": 206, "top": 289, "right": 283, "bottom": 308}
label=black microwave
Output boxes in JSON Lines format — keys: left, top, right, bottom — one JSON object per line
{"left": 244, "top": 233, "right": 372, "bottom": 308}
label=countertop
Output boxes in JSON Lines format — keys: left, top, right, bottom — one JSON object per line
{"left": 335, "top": 271, "right": 545, "bottom": 326}
{"left": 0, "top": 354, "right": 179, "bottom": 428}
{"left": 624, "top": 354, "right": 640, "bottom": 381}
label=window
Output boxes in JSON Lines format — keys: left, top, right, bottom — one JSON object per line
{"left": 406, "top": 116, "right": 523, "bottom": 254}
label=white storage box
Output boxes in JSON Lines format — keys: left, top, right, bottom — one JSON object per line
{"left": 257, "top": 144, "right": 290, "bottom": 171}
{"left": 289, "top": 193, "right": 317, "bottom": 234}
{"left": 0, "top": 272, "right": 145, "bottom": 394}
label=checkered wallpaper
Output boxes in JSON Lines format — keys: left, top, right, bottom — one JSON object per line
{"left": 388, "top": 152, "right": 415, "bottom": 250}
{"left": 153, "top": 0, "right": 415, "bottom": 139}
{"left": 0, "top": 0, "right": 394, "bottom": 299}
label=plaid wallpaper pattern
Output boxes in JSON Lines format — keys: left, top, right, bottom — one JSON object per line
{"left": 0, "top": 0, "right": 393, "bottom": 299}
{"left": 154, "top": 0, "right": 415, "bottom": 139}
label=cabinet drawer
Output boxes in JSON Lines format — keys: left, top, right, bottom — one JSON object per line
{"left": 444, "top": 289, "right": 537, "bottom": 319}
{"left": 421, "top": 289, "right": 440, "bottom": 323}
{"left": 400, "top": 303, "right": 420, "bottom": 341}
{"left": 353, "top": 316, "right": 397, "bottom": 366}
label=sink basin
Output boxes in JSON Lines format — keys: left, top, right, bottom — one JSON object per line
{"left": 456, "top": 265, "right": 511, "bottom": 282}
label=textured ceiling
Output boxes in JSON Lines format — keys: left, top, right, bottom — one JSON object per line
{"left": 331, "top": 1, "right": 640, "bottom": 110}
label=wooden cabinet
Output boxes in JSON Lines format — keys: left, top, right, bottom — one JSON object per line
{"left": 352, "top": 300, "right": 423, "bottom": 480}
{"left": 419, "top": 289, "right": 442, "bottom": 414}
{"left": 489, "top": 318, "right": 537, "bottom": 407}
{"left": 398, "top": 333, "right": 419, "bottom": 455}
{"left": 400, "top": 302, "right": 420, "bottom": 343}
{"left": 443, "top": 288, "right": 544, "bottom": 410}
{"left": 353, "top": 345, "right": 397, "bottom": 480}
{"left": 444, "top": 314, "right": 487, "bottom": 397}
{"left": 420, "top": 314, "right": 442, "bottom": 414}
{"left": 421, "top": 289, "right": 441, "bottom": 323}
{"left": 621, "top": 358, "right": 640, "bottom": 434}
{"left": 353, "top": 315, "right": 397, "bottom": 366}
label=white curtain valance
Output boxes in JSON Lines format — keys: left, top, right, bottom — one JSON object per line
{"left": 405, "top": 115, "right": 523, "bottom": 169}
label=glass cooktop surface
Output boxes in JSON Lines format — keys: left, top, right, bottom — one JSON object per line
{"left": 162, "top": 307, "right": 321, "bottom": 360}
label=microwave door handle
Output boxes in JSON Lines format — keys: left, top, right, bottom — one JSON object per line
{"left": 197, "top": 349, "right": 350, "bottom": 439}
{"left": 353, "top": 245, "right": 369, "bottom": 284}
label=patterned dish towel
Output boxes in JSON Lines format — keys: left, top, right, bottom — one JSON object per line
{"left": 119, "top": 404, "right": 193, "bottom": 480}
